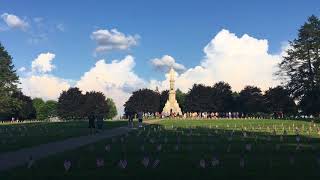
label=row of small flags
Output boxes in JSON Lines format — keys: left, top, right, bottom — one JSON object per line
{"left": 26, "top": 155, "right": 320, "bottom": 171}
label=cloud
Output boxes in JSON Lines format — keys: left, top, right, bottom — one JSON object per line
{"left": 150, "top": 55, "right": 186, "bottom": 73}
{"left": 91, "top": 28, "right": 139, "bottom": 53}
{"left": 1, "top": 13, "right": 28, "bottom": 30}
{"left": 76, "top": 55, "right": 146, "bottom": 114}
{"left": 150, "top": 29, "right": 281, "bottom": 92}
{"left": 20, "top": 75, "right": 70, "bottom": 100}
{"left": 19, "top": 52, "right": 70, "bottom": 100}
{"left": 56, "top": 23, "right": 65, "bottom": 32}
{"left": 18, "top": 67, "right": 26, "bottom": 72}
{"left": 31, "top": 52, "right": 56, "bottom": 73}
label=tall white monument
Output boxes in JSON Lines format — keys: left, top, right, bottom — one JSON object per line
{"left": 162, "top": 67, "right": 182, "bottom": 115}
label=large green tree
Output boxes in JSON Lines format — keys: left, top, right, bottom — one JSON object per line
{"left": 0, "top": 42, "right": 20, "bottom": 117}
{"left": 105, "top": 98, "right": 117, "bottom": 119}
{"left": 278, "top": 15, "right": 320, "bottom": 116}
{"left": 124, "top": 89, "right": 160, "bottom": 114}
{"left": 176, "top": 89, "right": 186, "bottom": 112}
{"left": 57, "top": 87, "right": 85, "bottom": 120}
{"left": 211, "top": 81, "right": 234, "bottom": 112}
{"left": 12, "top": 92, "right": 36, "bottom": 120}
{"left": 32, "top": 98, "right": 45, "bottom": 120}
{"left": 185, "top": 84, "right": 213, "bottom": 112}
{"left": 83, "top": 91, "right": 109, "bottom": 117}
{"left": 238, "top": 86, "right": 265, "bottom": 115}
{"left": 264, "top": 86, "right": 297, "bottom": 116}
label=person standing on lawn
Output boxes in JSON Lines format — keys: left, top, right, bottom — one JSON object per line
{"left": 88, "top": 112, "right": 96, "bottom": 135}
{"left": 138, "top": 111, "right": 143, "bottom": 128}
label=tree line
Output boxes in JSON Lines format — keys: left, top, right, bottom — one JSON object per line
{"left": 124, "top": 83, "right": 297, "bottom": 117}
{"left": 0, "top": 43, "right": 117, "bottom": 121}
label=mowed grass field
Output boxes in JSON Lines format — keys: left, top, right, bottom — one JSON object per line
{"left": 2, "top": 119, "right": 320, "bottom": 180}
{"left": 0, "top": 120, "right": 128, "bottom": 152}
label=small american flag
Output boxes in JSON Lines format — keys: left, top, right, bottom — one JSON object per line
{"left": 64, "top": 160, "right": 71, "bottom": 172}
{"left": 211, "top": 157, "right": 219, "bottom": 167}
{"left": 245, "top": 144, "right": 252, "bottom": 152}
{"left": 105, "top": 144, "right": 111, "bottom": 152}
{"left": 289, "top": 156, "right": 295, "bottom": 165}
{"left": 96, "top": 158, "right": 104, "bottom": 167}
{"left": 27, "top": 156, "right": 34, "bottom": 169}
{"left": 157, "top": 144, "right": 162, "bottom": 152}
{"left": 152, "top": 159, "right": 160, "bottom": 168}
{"left": 118, "top": 159, "right": 127, "bottom": 169}
{"left": 199, "top": 159, "right": 206, "bottom": 168}
{"left": 240, "top": 157, "right": 245, "bottom": 168}
{"left": 142, "top": 157, "right": 149, "bottom": 168}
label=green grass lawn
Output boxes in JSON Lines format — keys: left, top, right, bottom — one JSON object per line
{"left": 0, "top": 120, "right": 128, "bottom": 152}
{"left": 2, "top": 119, "right": 320, "bottom": 180}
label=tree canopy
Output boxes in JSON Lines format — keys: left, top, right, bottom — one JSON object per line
{"left": 124, "top": 89, "right": 160, "bottom": 114}
{"left": 0, "top": 42, "right": 21, "bottom": 117}
{"left": 278, "top": 15, "right": 320, "bottom": 116}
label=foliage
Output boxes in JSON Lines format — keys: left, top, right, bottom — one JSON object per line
{"left": 176, "top": 89, "right": 186, "bottom": 112}
{"left": 185, "top": 84, "right": 213, "bottom": 112}
{"left": 211, "top": 81, "right": 234, "bottom": 112}
{"left": 105, "top": 98, "right": 117, "bottom": 119}
{"left": 299, "top": 87, "right": 320, "bottom": 116}
{"left": 264, "top": 86, "right": 297, "bottom": 116}
{"left": 83, "top": 91, "right": 108, "bottom": 117}
{"left": 159, "top": 90, "right": 169, "bottom": 112}
{"left": 57, "top": 88, "right": 86, "bottom": 120}
{"left": 12, "top": 91, "right": 36, "bottom": 120}
{"left": 57, "top": 88, "right": 112, "bottom": 120}
{"left": 0, "top": 42, "right": 20, "bottom": 116}
{"left": 278, "top": 15, "right": 320, "bottom": 116}
{"left": 238, "top": 86, "right": 265, "bottom": 115}
{"left": 124, "top": 89, "right": 160, "bottom": 113}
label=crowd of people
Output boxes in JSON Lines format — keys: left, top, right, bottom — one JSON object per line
{"left": 123, "top": 111, "right": 286, "bottom": 120}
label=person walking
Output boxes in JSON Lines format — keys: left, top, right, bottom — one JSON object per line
{"left": 138, "top": 111, "right": 143, "bottom": 128}
{"left": 128, "top": 112, "right": 134, "bottom": 128}
{"left": 88, "top": 112, "right": 96, "bottom": 135}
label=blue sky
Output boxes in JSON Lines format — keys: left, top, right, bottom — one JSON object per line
{"left": 0, "top": 0, "right": 319, "bottom": 113}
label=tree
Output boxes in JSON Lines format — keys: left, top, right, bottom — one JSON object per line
{"left": 264, "top": 86, "right": 297, "bottom": 116}
{"left": 159, "top": 90, "right": 169, "bottom": 112}
{"left": 83, "top": 91, "right": 108, "bottom": 117}
{"left": 12, "top": 92, "right": 36, "bottom": 120}
{"left": 0, "top": 42, "right": 20, "bottom": 117}
{"left": 185, "top": 84, "right": 213, "bottom": 112}
{"left": 299, "top": 87, "right": 320, "bottom": 116}
{"left": 278, "top": 15, "right": 320, "bottom": 116}
{"left": 105, "top": 98, "right": 117, "bottom": 119}
{"left": 44, "top": 100, "right": 58, "bottom": 118}
{"left": 176, "top": 89, "right": 186, "bottom": 112}
{"left": 238, "top": 86, "right": 265, "bottom": 115}
{"left": 211, "top": 81, "right": 234, "bottom": 112}
{"left": 57, "top": 87, "right": 85, "bottom": 120}
{"left": 32, "top": 98, "right": 46, "bottom": 120}
{"left": 124, "top": 89, "right": 160, "bottom": 114}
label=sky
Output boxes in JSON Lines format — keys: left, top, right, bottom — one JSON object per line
{"left": 0, "top": 0, "right": 319, "bottom": 114}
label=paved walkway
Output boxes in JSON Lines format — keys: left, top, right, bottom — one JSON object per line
{"left": 0, "top": 126, "right": 132, "bottom": 172}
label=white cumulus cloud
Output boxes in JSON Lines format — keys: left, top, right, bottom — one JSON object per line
{"left": 91, "top": 28, "right": 139, "bottom": 53}
{"left": 76, "top": 55, "right": 146, "bottom": 114}
{"left": 150, "top": 29, "right": 281, "bottom": 92}
{"left": 31, "top": 52, "right": 56, "bottom": 73}
{"left": 150, "top": 55, "right": 186, "bottom": 73}
{"left": 20, "top": 75, "right": 70, "bottom": 100}
{"left": 1, "top": 13, "right": 28, "bottom": 30}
